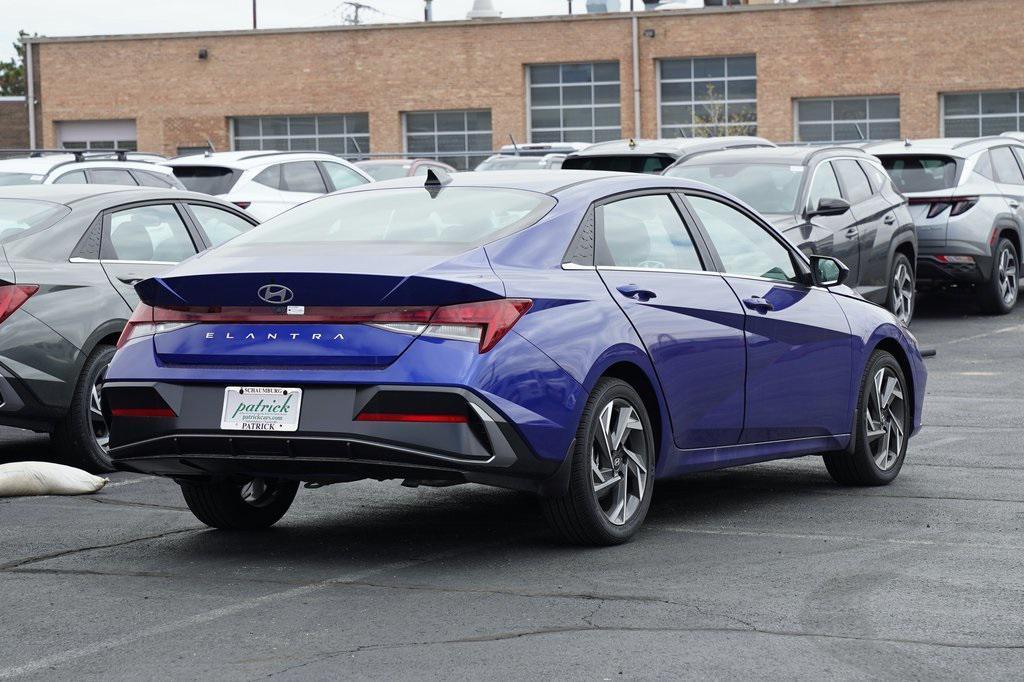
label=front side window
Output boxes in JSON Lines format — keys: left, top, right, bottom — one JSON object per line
{"left": 225, "top": 188, "right": 555, "bottom": 247}
{"left": 806, "top": 162, "right": 843, "bottom": 211}
{"left": 991, "top": 146, "right": 1024, "bottom": 185}
{"left": 688, "top": 195, "right": 798, "bottom": 283}
{"left": 597, "top": 195, "right": 703, "bottom": 271}
{"left": 658, "top": 56, "right": 756, "bottom": 138}
{"left": 105, "top": 204, "right": 197, "bottom": 262}
{"left": 189, "top": 204, "right": 255, "bottom": 247}
{"left": 796, "top": 96, "right": 900, "bottom": 143}
{"left": 832, "top": 159, "right": 873, "bottom": 204}
{"left": 404, "top": 110, "right": 493, "bottom": 172}
{"left": 942, "top": 90, "right": 1023, "bottom": 137}
{"left": 321, "top": 162, "right": 368, "bottom": 191}
{"left": 280, "top": 161, "right": 327, "bottom": 194}
{"left": 666, "top": 163, "right": 804, "bottom": 214}
{"left": 528, "top": 62, "right": 621, "bottom": 144}
{"left": 232, "top": 114, "right": 370, "bottom": 159}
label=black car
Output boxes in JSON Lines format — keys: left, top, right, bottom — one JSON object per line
{"left": 664, "top": 146, "right": 918, "bottom": 323}
{"left": 0, "top": 185, "right": 258, "bottom": 470}
{"left": 560, "top": 136, "right": 776, "bottom": 174}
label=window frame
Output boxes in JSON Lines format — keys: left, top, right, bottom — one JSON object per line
{"left": 793, "top": 95, "right": 900, "bottom": 143}
{"left": 656, "top": 55, "right": 757, "bottom": 139}
{"left": 98, "top": 200, "right": 202, "bottom": 264}
{"left": 594, "top": 191, "right": 709, "bottom": 273}
{"left": 941, "top": 90, "right": 1024, "bottom": 137}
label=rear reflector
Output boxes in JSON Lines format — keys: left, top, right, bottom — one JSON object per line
{"left": 0, "top": 284, "right": 38, "bottom": 325}
{"left": 934, "top": 255, "right": 975, "bottom": 264}
{"left": 355, "top": 412, "right": 468, "bottom": 423}
{"left": 110, "top": 407, "right": 176, "bottom": 418}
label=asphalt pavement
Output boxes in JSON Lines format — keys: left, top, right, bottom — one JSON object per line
{"left": 1, "top": 290, "right": 1022, "bottom": 680}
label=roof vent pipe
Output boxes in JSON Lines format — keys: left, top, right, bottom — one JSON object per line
{"left": 467, "top": 0, "right": 501, "bottom": 19}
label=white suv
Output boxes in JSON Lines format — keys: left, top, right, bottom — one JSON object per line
{"left": 0, "top": 151, "right": 184, "bottom": 188}
{"left": 162, "top": 151, "right": 373, "bottom": 220}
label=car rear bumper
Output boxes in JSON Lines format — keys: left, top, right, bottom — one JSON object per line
{"left": 105, "top": 382, "right": 571, "bottom": 495}
{"left": 0, "top": 365, "right": 63, "bottom": 431}
{"left": 916, "top": 250, "right": 993, "bottom": 285}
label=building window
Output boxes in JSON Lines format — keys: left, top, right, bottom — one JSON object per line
{"left": 942, "top": 91, "right": 1024, "bottom": 137}
{"left": 231, "top": 114, "right": 370, "bottom": 159}
{"left": 528, "top": 62, "right": 621, "bottom": 144}
{"left": 658, "top": 56, "right": 756, "bottom": 138}
{"left": 403, "top": 110, "right": 492, "bottom": 171}
{"left": 795, "top": 96, "right": 900, "bottom": 143}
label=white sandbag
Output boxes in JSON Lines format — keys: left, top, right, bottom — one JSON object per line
{"left": 0, "top": 461, "right": 108, "bottom": 497}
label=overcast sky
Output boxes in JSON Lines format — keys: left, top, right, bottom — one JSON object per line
{"left": 1, "top": 0, "right": 635, "bottom": 61}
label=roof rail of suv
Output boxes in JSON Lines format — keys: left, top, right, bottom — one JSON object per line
{"left": 951, "top": 135, "right": 1024, "bottom": 150}
{"left": 0, "top": 148, "right": 132, "bottom": 162}
{"left": 804, "top": 145, "right": 872, "bottom": 162}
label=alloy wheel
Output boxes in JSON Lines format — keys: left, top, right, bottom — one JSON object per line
{"left": 590, "top": 398, "right": 649, "bottom": 526}
{"left": 891, "top": 261, "right": 914, "bottom": 324}
{"left": 998, "top": 247, "right": 1018, "bottom": 306}
{"left": 241, "top": 478, "right": 286, "bottom": 508}
{"left": 865, "top": 367, "right": 906, "bottom": 471}
{"left": 90, "top": 365, "right": 110, "bottom": 451}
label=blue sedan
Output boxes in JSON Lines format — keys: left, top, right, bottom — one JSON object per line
{"left": 103, "top": 170, "right": 926, "bottom": 545}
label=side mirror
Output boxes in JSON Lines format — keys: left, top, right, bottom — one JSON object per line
{"left": 807, "top": 197, "right": 851, "bottom": 218}
{"left": 810, "top": 255, "right": 849, "bottom": 287}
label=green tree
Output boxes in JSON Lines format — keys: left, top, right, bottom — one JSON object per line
{"left": 0, "top": 31, "right": 30, "bottom": 97}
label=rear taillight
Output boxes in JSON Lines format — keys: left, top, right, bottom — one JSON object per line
{"left": 950, "top": 197, "right": 978, "bottom": 216}
{"left": 116, "top": 299, "right": 532, "bottom": 353}
{"left": 0, "top": 285, "right": 38, "bottom": 325}
{"left": 910, "top": 196, "right": 977, "bottom": 219}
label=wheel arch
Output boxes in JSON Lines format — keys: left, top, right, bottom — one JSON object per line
{"left": 996, "top": 224, "right": 1020, "bottom": 259}
{"left": 870, "top": 336, "right": 915, "bottom": 423}
{"left": 594, "top": 359, "right": 665, "bottom": 462}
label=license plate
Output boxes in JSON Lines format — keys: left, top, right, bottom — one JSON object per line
{"left": 220, "top": 386, "right": 301, "bottom": 432}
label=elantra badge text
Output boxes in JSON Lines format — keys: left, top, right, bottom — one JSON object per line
{"left": 204, "top": 332, "right": 345, "bottom": 341}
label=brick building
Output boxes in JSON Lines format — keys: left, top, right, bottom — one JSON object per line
{"left": 0, "top": 97, "right": 29, "bottom": 149}
{"left": 22, "top": 0, "right": 1024, "bottom": 169}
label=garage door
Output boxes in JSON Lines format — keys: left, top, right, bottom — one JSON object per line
{"left": 56, "top": 120, "right": 137, "bottom": 151}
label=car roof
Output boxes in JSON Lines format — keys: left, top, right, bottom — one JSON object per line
{"left": 0, "top": 184, "right": 225, "bottom": 206}
{"left": 866, "top": 136, "right": 1024, "bottom": 158}
{"left": 163, "top": 150, "right": 352, "bottom": 169}
{"left": 569, "top": 136, "right": 775, "bottom": 158}
{"left": 673, "top": 144, "right": 872, "bottom": 167}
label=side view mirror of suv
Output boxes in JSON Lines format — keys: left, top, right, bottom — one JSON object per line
{"left": 810, "top": 255, "right": 850, "bottom": 287}
{"left": 807, "top": 197, "right": 851, "bottom": 218}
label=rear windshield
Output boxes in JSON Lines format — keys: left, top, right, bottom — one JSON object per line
{"left": 561, "top": 155, "right": 674, "bottom": 174}
{"left": 227, "top": 187, "right": 556, "bottom": 247}
{"left": 0, "top": 199, "right": 70, "bottom": 242}
{"left": 170, "top": 166, "right": 241, "bottom": 194}
{"left": 878, "top": 155, "right": 959, "bottom": 193}
{"left": 666, "top": 163, "right": 804, "bottom": 214}
{"left": 0, "top": 172, "right": 43, "bottom": 186}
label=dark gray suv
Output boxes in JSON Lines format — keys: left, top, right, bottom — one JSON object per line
{"left": 665, "top": 146, "right": 917, "bottom": 323}
{"left": 0, "top": 185, "right": 258, "bottom": 470}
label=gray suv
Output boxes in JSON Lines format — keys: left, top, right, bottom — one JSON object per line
{"left": 868, "top": 137, "right": 1024, "bottom": 314}
{"left": 0, "top": 185, "right": 258, "bottom": 471}
{"left": 665, "top": 146, "right": 917, "bottom": 323}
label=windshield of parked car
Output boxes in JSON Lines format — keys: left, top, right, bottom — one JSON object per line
{"left": 666, "top": 163, "right": 804, "bottom": 214}
{"left": 561, "top": 155, "right": 674, "bottom": 174}
{"left": 475, "top": 157, "right": 544, "bottom": 171}
{"left": 169, "top": 166, "right": 241, "bottom": 194}
{"left": 0, "top": 199, "right": 70, "bottom": 242}
{"left": 227, "top": 187, "right": 556, "bottom": 247}
{"left": 358, "top": 163, "right": 410, "bottom": 181}
{"left": 0, "top": 172, "right": 43, "bottom": 186}
{"left": 878, "top": 155, "right": 958, "bottom": 192}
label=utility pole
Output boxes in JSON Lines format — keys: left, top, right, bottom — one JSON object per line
{"left": 343, "top": 1, "right": 375, "bottom": 25}
{"left": 252, "top": 0, "right": 257, "bottom": 29}
{"left": 567, "top": 0, "right": 573, "bottom": 14}
{"left": 424, "top": 0, "right": 433, "bottom": 21}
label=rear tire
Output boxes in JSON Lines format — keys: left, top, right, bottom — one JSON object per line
{"left": 51, "top": 344, "right": 116, "bottom": 473}
{"left": 824, "top": 351, "right": 909, "bottom": 486}
{"left": 885, "top": 252, "right": 915, "bottom": 324}
{"left": 979, "top": 237, "right": 1018, "bottom": 315}
{"left": 541, "top": 378, "right": 655, "bottom": 546}
{"left": 180, "top": 478, "right": 299, "bottom": 530}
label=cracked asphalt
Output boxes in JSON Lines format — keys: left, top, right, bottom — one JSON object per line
{"left": 2, "top": 292, "right": 1023, "bottom": 680}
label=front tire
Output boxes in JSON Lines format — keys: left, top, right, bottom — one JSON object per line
{"left": 979, "top": 237, "right": 1018, "bottom": 315}
{"left": 824, "top": 351, "right": 909, "bottom": 486}
{"left": 181, "top": 478, "right": 299, "bottom": 530}
{"left": 52, "top": 344, "right": 116, "bottom": 473}
{"left": 886, "top": 252, "right": 915, "bottom": 325}
{"left": 542, "top": 378, "right": 655, "bottom": 546}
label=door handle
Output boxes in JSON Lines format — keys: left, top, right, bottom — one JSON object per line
{"left": 742, "top": 296, "right": 774, "bottom": 313}
{"left": 844, "top": 227, "right": 858, "bottom": 239}
{"left": 883, "top": 214, "right": 896, "bottom": 225}
{"left": 117, "top": 276, "right": 143, "bottom": 285}
{"left": 616, "top": 284, "right": 657, "bottom": 302}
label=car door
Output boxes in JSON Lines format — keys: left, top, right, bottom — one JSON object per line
{"left": 786, "top": 160, "right": 860, "bottom": 284}
{"left": 991, "top": 146, "right": 1024, "bottom": 226}
{"left": 852, "top": 159, "right": 903, "bottom": 302}
{"left": 833, "top": 158, "right": 885, "bottom": 290}
{"left": 99, "top": 202, "right": 201, "bottom": 308}
{"left": 684, "top": 192, "right": 855, "bottom": 444}
{"left": 593, "top": 192, "right": 747, "bottom": 449}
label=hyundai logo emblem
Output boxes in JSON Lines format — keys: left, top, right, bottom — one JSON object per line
{"left": 257, "top": 284, "right": 294, "bottom": 304}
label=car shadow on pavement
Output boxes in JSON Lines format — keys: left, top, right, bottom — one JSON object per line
{"left": 0, "top": 429, "right": 57, "bottom": 466}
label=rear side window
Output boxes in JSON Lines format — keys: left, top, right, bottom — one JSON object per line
{"left": 89, "top": 169, "right": 138, "bottom": 186}
{"left": 170, "top": 166, "right": 242, "bottom": 195}
{"left": 974, "top": 151, "right": 996, "bottom": 180}
{"left": 53, "top": 170, "right": 88, "bottom": 184}
{"left": 321, "top": 162, "right": 367, "bottom": 191}
{"left": 991, "top": 147, "right": 1024, "bottom": 185}
{"left": 879, "top": 155, "right": 958, "bottom": 192}
{"left": 859, "top": 161, "right": 891, "bottom": 194}
{"left": 132, "top": 169, "right": 178, "bottom": 188}
{"left": 105, "top": 204, "right": 197, "bottom": 262}
{"left": 281, "top": 161, "right": 327, "bottom": 193}
{"left": 597, "top": 195, "right": 702, "bottom": 271}
{"left": 832, "top": 159, "right": 873, "bottom": 204}
{"left": 225, "top": 187, "right": 555, "bottom": 247}
{"left": 189, "top": 204, "right": 255, "bottom": 247}
{"left": 561, "top": 155, "right": 674, "bottom": 174}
